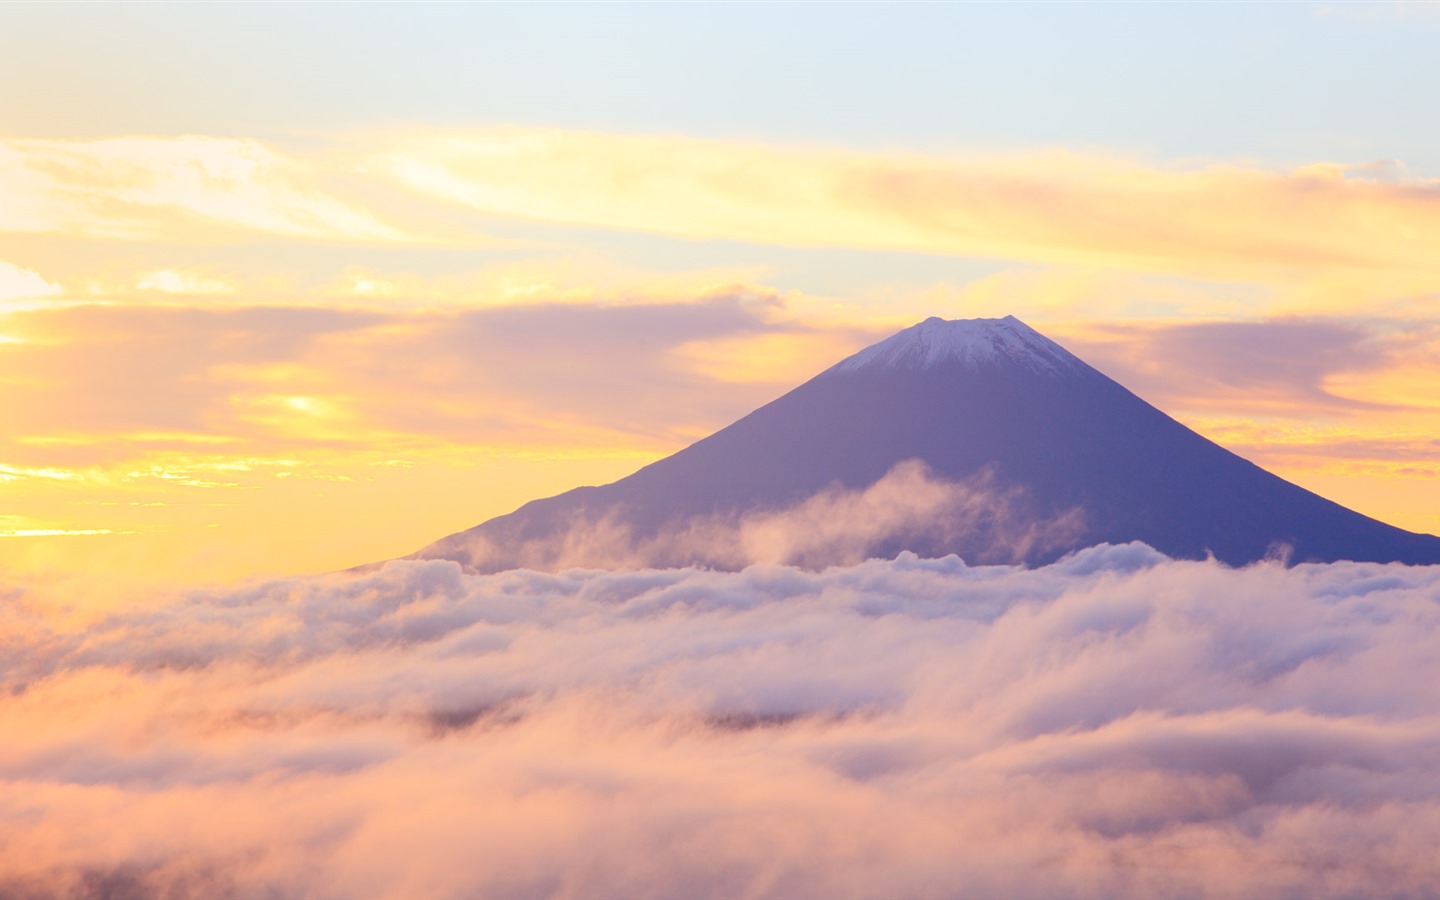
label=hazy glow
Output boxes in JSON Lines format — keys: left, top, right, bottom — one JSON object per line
{"left": 382, "top": 130, "right": 1440, "bottom": 297}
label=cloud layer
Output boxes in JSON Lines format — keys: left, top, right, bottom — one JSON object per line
{"left": 5, "top": 547, "right": 1440, "bottom": 897}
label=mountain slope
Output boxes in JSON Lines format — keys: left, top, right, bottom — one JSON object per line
{"left": 415, "top": 316, "right": 1440, "bottom": 571}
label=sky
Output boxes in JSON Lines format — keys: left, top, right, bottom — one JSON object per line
{"left": 2, "top": 1, "right": 1440, "bottom": 592}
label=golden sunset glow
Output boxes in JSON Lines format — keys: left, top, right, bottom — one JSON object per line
{"left": 0, "top": 5, "right": 1436, "bottom": 601}
{"left": 5, "top": 139, "right": 1439, "bottom": 594}
{"left": 381, "top": 130, "right": 1440, "bottom": 296}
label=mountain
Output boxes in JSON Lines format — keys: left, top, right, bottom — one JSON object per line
{"left": 413, "top": 315, "right": 1440, "bottom": 571}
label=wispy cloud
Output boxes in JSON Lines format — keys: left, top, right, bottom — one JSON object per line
{"left": 9, "top": 131, "right": 1439, "bottom": 312}
{"left": 135, "top": 268, "right": 236, "bottom": 296}
{"left": 1062, "top": 317, "right": 1412, "bottom": 417}
{"left": 425, "top": 459, "right": 1085, "bottom": 572}
{"left": 0, "top": 137, "right": 411, "bottom": 243}
{"left": 0, "top": 294, "right": 798, "bottom": 462}
{"left": 378, "top": 129, "right": 1440, "bottom": 298}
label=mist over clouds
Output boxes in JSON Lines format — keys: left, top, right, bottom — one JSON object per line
{"left": 5, "top": 547, "right": 1440, "bottom": 898}
{"left": 434, "top": 460, "right": 1087, "bottom": 573}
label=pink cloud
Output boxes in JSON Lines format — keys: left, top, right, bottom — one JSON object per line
{"left": 4, "top": 547, "right": 1440, "bottom": 895}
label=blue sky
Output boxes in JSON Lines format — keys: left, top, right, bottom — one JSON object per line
{"left": 4, "top": 2, "right": 1437, "bottom": 173}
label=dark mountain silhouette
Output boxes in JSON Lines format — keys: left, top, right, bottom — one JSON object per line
{"left": 413, "top": 316, "right": 1440, "bottom": 571}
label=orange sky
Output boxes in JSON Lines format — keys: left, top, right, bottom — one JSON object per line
{"left": 3, "top": 129, "right": 1440, "bottom": 592}
{"left": 2, "top": 6, "right": 1439, "bottom": 595}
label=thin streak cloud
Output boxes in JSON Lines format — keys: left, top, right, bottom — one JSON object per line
{"left": 0, "top": 137, "right": 409, "bottom": 243}
{"left": 8, "top": 131, "right": 1439, "bottom": 304}
{"left": 379, "top": 129, "right": 1440, "bottom": 290}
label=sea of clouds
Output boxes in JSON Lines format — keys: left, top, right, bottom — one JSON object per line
{"left": 5, "top": 544, "right": 1440, "bottom": 898}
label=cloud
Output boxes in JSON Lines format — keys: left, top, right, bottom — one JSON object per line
{"left": 0, "top": 137, "right": 410, "bottom": 243}
{"left": 0, "top": 304, "right": 385, "bottom": 439}
{"left": 1062, "top": 317, "right": 1407, "bottom": 417}
{"left": 4, "top": 548, "right": 1440, "bottom": 896}
{"left": 1048, "top": 318, "right": 1440, "bottom": 498}
{"left": 0, "top": 260, "right": 62, "bottom": 310}
{"left": 378, "top": 128, "right": 1440, "bottom": 295}
{"left": 330, "top": 292, "right": 825, "bottom": 443}
{"left": 9, "top": 130, "right": 1440, "bottom": 318}
{"left": 0, "top": 293, "right": 805, "bottom": 464}
{"left": 135, "top": 268, "right": 235, "bottom": 296}
{"left": 427, "top": 459, "right": 1087, "bottom": 572}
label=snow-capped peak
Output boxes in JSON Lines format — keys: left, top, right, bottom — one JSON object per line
{"left": 829, "top": 315, "right": 1086, "bottom": 377}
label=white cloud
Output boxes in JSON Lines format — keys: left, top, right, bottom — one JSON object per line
{"left": 4, "top": 546, "right": 1440, "bottom": 896}
{"left": 135, "top": 268, "right": 236, "bottom": 295}
{"left": 0, "top": 260, "right": 61, "bottom": 308}
{"left": 0, "top": 136, "right": 410, "bottom": 243}
{"left": 432, "top": 460, "right": 1085, "bottom": 571}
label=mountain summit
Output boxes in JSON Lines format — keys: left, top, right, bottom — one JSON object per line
{"left": 414, "top": 316, "right": 1440, "bottom": 571}
{"left": 833, "top": 315, "right": 1085, "bottom": 377}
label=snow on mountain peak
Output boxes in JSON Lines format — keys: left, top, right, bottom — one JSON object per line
{"left": 830, "top": 315, "right": 1087, "bottom": 376}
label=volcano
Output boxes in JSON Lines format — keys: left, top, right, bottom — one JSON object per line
{"left": 414, "top": 316, "right": 1440, "bottom": 571}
